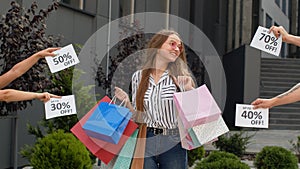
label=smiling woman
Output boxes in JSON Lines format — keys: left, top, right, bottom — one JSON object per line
{"left": 114, "top": 29, "right": 195, "bottom": 169}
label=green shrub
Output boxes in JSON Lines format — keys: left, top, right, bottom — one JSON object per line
{"left": 254, "top": 146, "right": 298, "bottom": 169}
{"left": 23, "top": 130, "right": 92, "bottom": 169}
{"left": 188, "top": 146, "right": 205, "bottom": 166}
{"left": 290, "top": 136, "right": 300, "bottom": 162}
{"left": 194, "top": 151, "right": 250, "bottom": 169}
{"left": 213, "top": 131, "right": 254, "bottom": 157}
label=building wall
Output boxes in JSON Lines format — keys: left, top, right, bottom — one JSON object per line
{"left": 260, "top": 0, "right": 290, "bottom": 57}
{"left": 227, "top": 0, "right": 256, "bottom": 52}
{"left": 0, "top": 0, "right": 106, "bottom": 168}
{"left": 2, "top": 0, "right": 289, "bottom": 167}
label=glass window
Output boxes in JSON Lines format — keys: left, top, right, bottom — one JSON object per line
{"left": 275, "top": 0, "right": 281, "bottom": 7}
{"left": 119, "top": 0, "right": 133, "bottom": 17}
{"left": 282, "top": 0, "right": 286, "bottom": 15}
{"left": 61, "top": 0, "right": 96, "bottom": 14}
{"left": 266, "top": 14, "right": 272, "bottom": 28}
{"left": 281, "top": 43, "right": 286, "bottom": 58}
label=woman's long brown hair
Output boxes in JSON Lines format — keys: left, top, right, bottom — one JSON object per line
{"left": 136, "top": 30, "right": 190, "bottom": 112}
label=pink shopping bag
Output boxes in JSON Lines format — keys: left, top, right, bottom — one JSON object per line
{"left": 173, "top": 84, "right": 221, "bottom": 128}
{"left": 178, "top": 115, "right": 229, "bottom": 150}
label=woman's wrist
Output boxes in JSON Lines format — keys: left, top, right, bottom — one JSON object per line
{"left": 185, "top": 86, "right": 194, "bottom": 91}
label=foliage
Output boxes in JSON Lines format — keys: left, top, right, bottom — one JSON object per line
{"left": 24, "top": 68, "right": 95, "bottom": 138}
{"left": 22, "top": 45, "right": 96, "bottom": 163}
{"left": 254, "top": 146, "right": 298, "bottom": 169}
{"left": 24, "top": 44, "right": 95, "bottom": 138}
{"left": 95, "top": 17, "right": 146, "bottom": 97}
{"left": 29, "top": 67, "right": 95, "bottom": 136}
{"left": 194, "top": 151, "right": 250, "bottom": 169}
{"left": 21, "top": 130, "right": 92, "bottom": 169}
{"left": 188, "top": 146, "right": 205, "bottom": 166}
{"left": 213, "top": 131, "right": 254, "bottom": 157}
{"left": 0, "top": 1, "right": 60, "bottom": 115}
{"left": 289, "top": 136, "right": 300, "bottom": 155}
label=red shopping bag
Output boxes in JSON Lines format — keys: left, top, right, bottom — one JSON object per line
{"left": 71, "top": 96, "right": 138, "bottom": 164}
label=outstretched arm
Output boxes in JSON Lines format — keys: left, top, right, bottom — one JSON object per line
{"left": 0, "top": 89, "right": 61, "bottom": 103}
{"left": 252, "top": 83, "right": 300, "bottom": 109}
{"left": 0, "top": 47, "right": 59, "bottom": 89}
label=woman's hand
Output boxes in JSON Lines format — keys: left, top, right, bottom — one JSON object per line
{"left": 251, "top": 98, "right": 276, "bottom": 109}
{"left": 114, "top": 87, "right": 130, "bottom": 105}
{"left": 269, "top": 26, "right": 289, "bottom": 42}
{"left": 34, "top": 47, "right": 60, "bottom": 59}
{"left": 37, "top": 92, "right": 61, "bottom": 102}
{"left": 176, "top": 76, "right": 194, "bottom": 91}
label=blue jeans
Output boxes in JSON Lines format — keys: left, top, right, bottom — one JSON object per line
{"left": 143, "top": 129, "right": 187, "bottom": 169}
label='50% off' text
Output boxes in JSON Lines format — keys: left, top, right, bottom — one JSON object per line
{"left": 45, "top": 44, "right": 80, "bottom": 73}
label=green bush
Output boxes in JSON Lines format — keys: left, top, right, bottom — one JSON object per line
{"left": 194, "top": 151, "right": 250, "bottom": 169}
{"left": 188, "top": 146, "right": 205, "bottom": 166}
{"left": 254, "top": 146, "right": 298, "bottom": 169}
{"left": 23, "top": 130, "right": 92, "bottom": 169}
{"left": 290, "top": 136, "right": 300, "bottom": 162}
{"left": 213, "top": 131, "right": 254, "bottom": 157}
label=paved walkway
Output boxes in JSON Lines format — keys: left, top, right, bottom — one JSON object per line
{"left": 204, "top": 130, "right": 300, "bottom": 153}
{"left": 203, "top": 130, "right": 300, "bottom": 169}
{"left": 91, "top": 130, "right": 300, "bottom": 169}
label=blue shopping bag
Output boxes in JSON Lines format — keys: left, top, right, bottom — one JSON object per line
{"left": 83, "top": 102, "right": 132, "bottom": 144}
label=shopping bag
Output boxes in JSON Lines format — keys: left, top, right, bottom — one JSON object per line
{"left": 190, "top": 115, "right": 229, "bottom": 145}
{"left": 178, "top": 115, "right": 229, "bottom": 150}
{"left": 177, "top": 117, "right": 201, "bottom": 150}
{"left": 71, "top": 96, "right": 138, "bottom": 164}
{"left": 83, "top": 101, "right": 132, "bottom": 144}
{"left": 71, "top": 96, "right": 111, "bottom": 155}
{"left": 130, "top": 123, "right": 147, "bottom": 169}
{"left": 92, "top": 120, "right": 138, "bottom": 164}
{"left": 173, "top": 84, "right": 221, "bottom": 128}
{"left": 100, "top": 129, "right": 139, "bottom": 169}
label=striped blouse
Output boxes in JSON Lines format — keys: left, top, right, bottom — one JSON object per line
{"left": 131, "top": 70, "right": 178, "bottom": 129}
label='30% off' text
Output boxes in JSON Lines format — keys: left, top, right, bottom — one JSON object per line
{"left": 44, "top": 95, "right": 77, "bottom": 120}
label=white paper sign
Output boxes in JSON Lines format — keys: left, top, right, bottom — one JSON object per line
{"left": 235, "top": 104, "right": 269, "bottom": 128}
{"left": 44, "top": 95, "right": 77, "bottom": 119}
{"left": 250, "top": 26, "right": 282, "bottom": 56}
{"left": 45, "top": 44, "right": 80, "bottom": 73}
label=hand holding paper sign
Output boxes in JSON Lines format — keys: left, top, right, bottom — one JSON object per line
{"left": 250, "top": 26, "right": 282, "bottom": 56}
{"left": 235, "top": 104, "right": 269, "bottom": 128}
{"left": 45, "top": 44, "right": 80, "bottom": 73}
{"left": 44, "top": 95, "right": 77, "bottom": 119}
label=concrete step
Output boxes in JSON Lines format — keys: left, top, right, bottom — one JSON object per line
{"left": 261, "top": 58, "right": 300, "bottom": 65}
{"left": 260, "top": 81, "right": 298, "bottom": 88}
{"left": 270, "top": 112, "right": 300, "bottom": 119}
{"left": 269, "top": 123, "right": 300, "bottom": 130}
{"left": 261, "top": 76, "right": 300, "bottom": 83}
{"left": 269, "top": 118, "right": 300, "bottom": 125}
{"left": 271, "top": 106, "right": 300, "bottom": 111}
{"left": 260, "top": 65, "right": 300, "bottom": 73}
{"left": 261, "top": 67, "right": 300, "bottom": 74}
{"left": 261, "top": 63, "right": 300, "bottom": 69}
{"left": 260, "top": 86, "right": 293, "bottom": 92}
{"left": 261, "top": 72, "right": 300, "bottom": 78}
